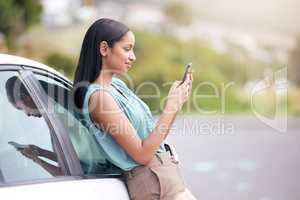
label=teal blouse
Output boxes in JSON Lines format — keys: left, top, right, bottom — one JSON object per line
{"left": 82, "top": 76, "right": 166, "bottom": 171}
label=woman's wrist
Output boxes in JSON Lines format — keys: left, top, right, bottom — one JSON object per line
{"left": 164, "top": 102, "right": 180, "bottom": 114}
{"left": 154, "top": 103, "right": 178, "bottom": 141}
{"left": 32, "top": 156, "right": 40, "bottom": 163}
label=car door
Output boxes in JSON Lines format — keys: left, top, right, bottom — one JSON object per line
{"left": 28, "top": 67, "right": 130, "bottom": 198}
{"left": 0, "top": 66, "right": 129, "bottom": 199}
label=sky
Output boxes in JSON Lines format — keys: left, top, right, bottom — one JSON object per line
{"left": 185, "top": 0, "right": 299, "bottom": 35}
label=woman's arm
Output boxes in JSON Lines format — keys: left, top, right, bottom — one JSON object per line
{"left": 37, "top": 148, "right": 58, "bottom": 162}
{"left": 23, "top": 145, "right": 58, "bottom": 162}
{"left": 90, "top": 77, "right": 192, "bottom": 165}
{"left": 33, "top": 157, "right": 62, "bottom": 176}
{"left": 19, "top": 146, "right": 62, "bottom": 176}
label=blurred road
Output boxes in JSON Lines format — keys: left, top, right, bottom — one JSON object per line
{"left": 163, "top": 115, "right": 300, "bottom": 200}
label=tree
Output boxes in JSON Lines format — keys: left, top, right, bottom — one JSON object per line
{"left": 163, "top": 1, "right": 193, "bottom": 28}
{"left": 289, "top": 38, "right": 300, "bottom": 85}
{"left": 0, "top": 0, "right": 42, "bottom": 48}
{"left": 46, "top": 53, "right": 75, "bottom": 78}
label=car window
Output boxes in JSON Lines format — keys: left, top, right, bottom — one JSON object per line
{"left": 0, "top": 70, "right": 64, "bottom": 185}
{"left": 34, "top": 73, "right": 122, "bottom": 175}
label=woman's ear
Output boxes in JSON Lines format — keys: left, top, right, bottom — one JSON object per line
{"left": 99, "top": 41, "right": 109, "bottom": 57}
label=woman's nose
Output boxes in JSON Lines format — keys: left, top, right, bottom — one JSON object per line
{"left": 129, "top": 52, "right": 136, "bottom": 61}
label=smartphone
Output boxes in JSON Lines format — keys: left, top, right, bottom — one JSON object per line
{"left": 179, "top": 63, "right": 192, "bottom": 86}
{"left": 8, "top": 141, "right": 29, "bottom": 150}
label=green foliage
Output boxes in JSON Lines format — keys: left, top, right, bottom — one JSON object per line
{"left": 23, "top": 27, "right": 298, "bottom": 115}
{"left": 0, "top": 0, "right": 42, "bottom": 47}
{"left": 0, "top": 0, "right": 17, "bottom": 36}
{"left": 123, "top": 29, "right": 251, "bottom": 114}
{"left": 289, "top": 38, "right": 300, "bottom": 85}
{"left": 129, "top": 30, "right": 231, "bottom": 86}
{"left": 45, "top": 53, "right": 75, "bottom": 79}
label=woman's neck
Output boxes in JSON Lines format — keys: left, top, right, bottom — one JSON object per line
{"left": 94, "top": 70, "right": 114, "bottom": 88}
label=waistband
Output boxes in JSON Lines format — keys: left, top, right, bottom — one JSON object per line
{"left": 123, "top": 151, "right": 178, "bottom": 180}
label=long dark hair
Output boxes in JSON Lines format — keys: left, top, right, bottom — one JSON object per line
{"left": 73, "top": 18, "right": 129, "bottom": 109}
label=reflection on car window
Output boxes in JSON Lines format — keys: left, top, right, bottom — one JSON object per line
{"left": 0, "top": 71, "right": 64, "bottom": 184}
{"left": 35, "top": 73, "right": 122, "bottom": 175}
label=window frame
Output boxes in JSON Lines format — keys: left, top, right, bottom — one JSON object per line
{"left": 0, "top": 65, "right": 82, "bottom": 187}
{"left": 0, "top": 64, "right": 123, "bottom": 188}
{"left": 19, "top": 69, "right": 83, "bottom": 175}
{"left": 30, "top": 69, "right": 123, "bottom": 179}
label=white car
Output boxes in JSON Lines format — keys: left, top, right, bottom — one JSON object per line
{"left": 0, "top": 54, "right": 132, "bottom": 199}
{"left": 0, "top": 54, "right": 179, "bottom": 199}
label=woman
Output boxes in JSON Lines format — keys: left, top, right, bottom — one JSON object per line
{"left": 73, "top": 18, "right": 195, "bottom": 200}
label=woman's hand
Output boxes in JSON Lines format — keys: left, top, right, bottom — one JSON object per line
{"left": 165, "top": 73, "right": 193, "bottom": 113}
{"left": 19, "top": 145, "right": 40, "bottom": 162}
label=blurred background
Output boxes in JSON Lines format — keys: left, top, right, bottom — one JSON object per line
{"left": 0, "top": 0, "right": 299, "bottom": 199}
{"left": 0, "top": 0, "right": 299, "bottom": 115}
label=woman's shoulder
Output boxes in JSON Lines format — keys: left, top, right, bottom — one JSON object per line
{"left": 87, "top": 83, "right": 111, "bottom": 92}
{"left": 83, "top": 84, "right": 111, "bottom": 107}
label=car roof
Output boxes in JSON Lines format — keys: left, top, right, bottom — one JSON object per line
{"left": 0, "top": 54, "right": 71, "bottom": 83}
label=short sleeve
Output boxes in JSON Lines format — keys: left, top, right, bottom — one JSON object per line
{"left": 82, "top": 84, "right": 114, "bottom": 123}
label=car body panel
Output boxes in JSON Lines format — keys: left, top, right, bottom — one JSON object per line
{"left": 0, "top": 178, "right": 130, "bottom": 200}
{"left": 0, "top": 54, "right": 69, "bottom": 81}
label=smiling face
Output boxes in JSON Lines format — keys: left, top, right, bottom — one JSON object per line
{"left": 101, "top": 31, "right": 136, "bottom": 74}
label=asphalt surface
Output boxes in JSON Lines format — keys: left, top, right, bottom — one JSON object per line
{"left": 162, "top": 115, "right": 300, "bottom": 200}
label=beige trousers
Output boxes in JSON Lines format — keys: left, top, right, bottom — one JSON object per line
{"left": 123, "top": 152, "right": 197, "bottom": 200}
